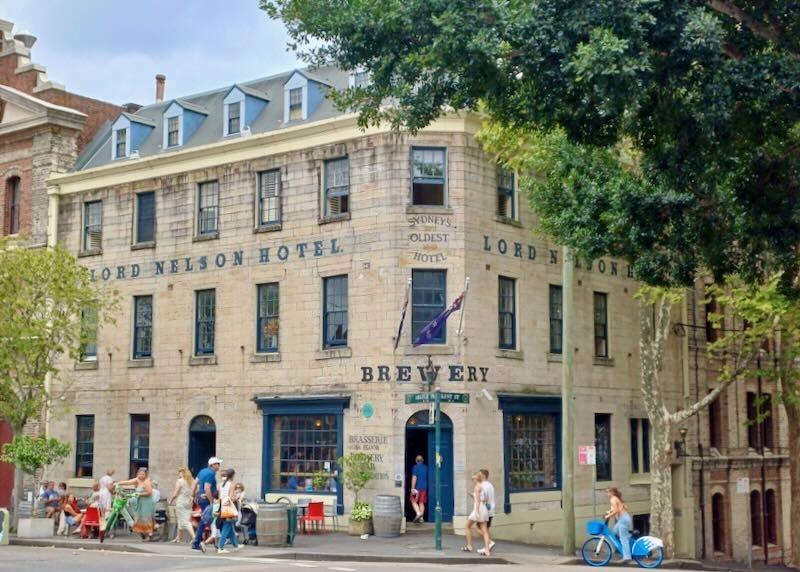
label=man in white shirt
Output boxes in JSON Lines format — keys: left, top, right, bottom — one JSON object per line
{"left": 478, "top": 469, "right": 496, "bottom": 555}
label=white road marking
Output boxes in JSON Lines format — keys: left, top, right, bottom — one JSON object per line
{"left": 290, "top": 564, "right": 319, "bottom": 568}
{"left": 328, "top": 567, "right": 356, "bottom": 571}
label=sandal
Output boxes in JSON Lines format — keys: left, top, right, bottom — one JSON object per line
{"left": 461, "top": 546, "right": 473, "bottom": 552}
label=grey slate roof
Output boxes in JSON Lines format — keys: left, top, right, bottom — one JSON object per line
{"left": 76, "top": 66, "right": 349, "bottom": 171}
{"left": 121, "top": 112, "right": 156, "bottom": 126}
{"left": 232, "top": 84, "right": 270, "bottom": 101}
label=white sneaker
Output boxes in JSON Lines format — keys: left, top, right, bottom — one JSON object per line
{"left": 217, "top": 548, "right": 232, "bottom": 554}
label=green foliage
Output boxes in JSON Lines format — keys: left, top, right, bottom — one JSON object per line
{"left": 0, "top": 242, "right": 118, "bottom": 433}
{"left": 0, "top": 434, "right": 71, "bottom": 477}
{"left": 312, "top": 471, "right": 329, "bottom": 491}
{"left": 350, "top": 500, "right": 373, "bottom": 522}
{"left": 338, "top": 452, "right": 375, "bottom": 503}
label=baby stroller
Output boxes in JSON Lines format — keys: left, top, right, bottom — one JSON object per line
{"left": 237, "top": 502, "right": 258, "bottom": 546}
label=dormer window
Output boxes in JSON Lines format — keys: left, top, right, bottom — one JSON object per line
{"left": 110, "top": 113, "right": 154, "bottom": 160}
{"left": 115, "top": 128, "right": 127, "bottom": 158}
{"left": 227, "top": 102, "right": 240, "bottom": 135}
{"left": 350, "top": 71, "right": 370, "bottom": 89}
{"left": 167, "top": 116, "right": 180, "bottom": 147}
{"left": 289, "top": 88, "right": 303, "bottom": 120}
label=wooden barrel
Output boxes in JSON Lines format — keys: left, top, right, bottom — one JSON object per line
{"left": 256, "top": 503, "right": 288, "bottom": 547}
{"left": 372, "top": 495, "right": 402, "bottom": 538}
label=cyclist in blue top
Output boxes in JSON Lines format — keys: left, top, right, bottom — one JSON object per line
{"left": 192, "top": 456, "right": 221, "bottom": 552}
{"left": 410, "top": 455, "right": 428, "bottom": 523}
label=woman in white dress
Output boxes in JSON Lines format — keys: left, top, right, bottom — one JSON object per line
{"left": 462, "top": 473, "right": 491, "bottom": 555}
{"left": 168, "top": 467, "right": 195, "bottom": 543}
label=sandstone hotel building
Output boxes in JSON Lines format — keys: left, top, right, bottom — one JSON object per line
{"left": 42, "top": 66, "right": 790, "bottom": 560}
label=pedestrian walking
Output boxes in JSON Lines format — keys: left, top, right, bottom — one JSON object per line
{"left": 169, "top": 467, "right": 195, "bottom": 543}
{"left": 216, "top": 468, "right": 241, "bottom": 554}
{"left": 116, "top": 467, "right": 156, "bottom": 541}
{"left": 462, "top": 472, "right": 491, "bottom": 556}
{"left": 410, "top": 454, "right": 428, "bottom": 523}
{"left": 477, "top": 469, "right": 496, "bottom": 555}
{"left": 191, "top": 456, "right": 222, "bottom": 552}
{"left": 98, "top": 468, "right": 114, "bottom": 513}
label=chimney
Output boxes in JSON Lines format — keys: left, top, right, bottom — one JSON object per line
{"left": 155, "top": 74, "right": 166, "bottom": 103}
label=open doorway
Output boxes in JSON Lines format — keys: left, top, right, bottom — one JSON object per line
{"left": 188, "top": 415, "right": 216, "bottom": 478}
{"left": 404, "top": 410, "right": 454, "bottom": 523}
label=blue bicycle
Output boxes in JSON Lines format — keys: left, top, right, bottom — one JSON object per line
{"left": 581, "top": 519, "right": 664, "bottom": 568}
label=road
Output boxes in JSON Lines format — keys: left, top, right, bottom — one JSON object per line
{"left": 0, "top": 545, "right": 605, "bottom": 572}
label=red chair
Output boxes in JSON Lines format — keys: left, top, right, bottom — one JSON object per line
{"left": 81, "top": 507, "right": 102, "bottom": 539}
{"left": 299, "top": 502, "right": 326, "bottom": 534}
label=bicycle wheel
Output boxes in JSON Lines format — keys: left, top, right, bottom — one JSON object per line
{"left": 582, "top": 537, "right": 613, "bottom": 566}
{"left": 632, "top": 538, "right": 664, "bottom": 569}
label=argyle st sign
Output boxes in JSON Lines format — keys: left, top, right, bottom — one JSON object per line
{"left": 360, "top": 364, "right": 489, "bottom": 383}
{"left": 87, "top": 237, "right": 343, "bottom": 281}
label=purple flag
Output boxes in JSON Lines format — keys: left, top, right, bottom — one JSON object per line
{"left": 412, "top": 291, "right": 465, "bottom": 347}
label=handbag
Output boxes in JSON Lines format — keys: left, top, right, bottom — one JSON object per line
{"left": 220, "top": 496, "right": 238, "bottom": 520}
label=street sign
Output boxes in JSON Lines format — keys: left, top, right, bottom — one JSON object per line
{"left": 579, "top": 445, "right": 596, "bottom": 466}
{"left": 737, "top": 477, "right": 750, "bottom": 494}
{"left": 405, "top": 392, "right": 470, "bottom": 405}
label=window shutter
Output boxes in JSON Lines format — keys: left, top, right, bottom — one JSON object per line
{"left": 88, "top": 228, "right": 102, "bottom": 250}
{"left": 328, "top": 195, "right": 342, "bottom": 215}
{"left": 497, "top": 193, "right": 509, "bottom": 218}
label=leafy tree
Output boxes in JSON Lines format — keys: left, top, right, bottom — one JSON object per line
{"left": 1, "top": 435, "right": 70, "bottom": 514}
{"left": 338, "top": 452, "right": 375, "bottom": 504}
{"left": 0, "top": 242, "right": 117, "bottom": 516}
{"left": 265, "top": 0, "right": 800, "bottom": 559}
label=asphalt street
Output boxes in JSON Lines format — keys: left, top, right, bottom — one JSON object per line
{"left": 0, "top": 545, "right": 610, "bottom": 572}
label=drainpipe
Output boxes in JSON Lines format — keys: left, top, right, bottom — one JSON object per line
{"left": 757, "top": 354, "right": 768, "bottom": 564}
{"left": 690, "top": 286, "right": 707, "bottom": 559}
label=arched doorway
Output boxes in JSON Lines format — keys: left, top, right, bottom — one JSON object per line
{"left": 188, "top": 415, "right": 216, "bottom": 477}
{"left": 404, "top": 410, "right": 454, "bottom": 523}
{"left": 711, "top": 493, "right": 726, "bottom": 554}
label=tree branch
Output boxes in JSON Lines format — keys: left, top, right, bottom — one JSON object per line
{"left": 706, "top": 0, "right": 800, "bottom": 59}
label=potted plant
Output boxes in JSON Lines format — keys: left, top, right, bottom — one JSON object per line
{"left": 312, "top": 471, "right": 329, "bottom": 491}
{"left": 1, "top": 434, "right": 70, "bottom": 537}
{"left": 338, "top": 452, "right": 375, "bottom": 535}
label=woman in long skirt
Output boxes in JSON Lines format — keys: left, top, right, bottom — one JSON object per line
{"left": 117, "top": 467, "right": 155, "bottom": 541}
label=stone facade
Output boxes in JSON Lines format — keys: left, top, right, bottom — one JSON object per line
{"left": 47, "top": 111, "right": 688, "bottom": 547}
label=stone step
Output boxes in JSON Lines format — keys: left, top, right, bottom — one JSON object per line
{"left": 403, "top": 522, "right": 455, "bottom": 535}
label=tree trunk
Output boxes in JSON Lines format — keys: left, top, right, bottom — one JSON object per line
{"left": 786, "top": 404, "right": 800, "bottom": 569}
{"left": 649, "top": 417, "right": 674, "bottom": 557}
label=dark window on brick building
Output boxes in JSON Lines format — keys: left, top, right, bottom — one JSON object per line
{"left": 708, "top": 393, "right": 723, "bottom": 449}
{"left": 712, "top": 493, "right": 727, "bottom": 553}
{"left": 766, "top": 489, "right": 777, "bottom": 545}
{"left": 750, "top": 490, "right": 763, "bottom": 546}
{"left": 595, "top": 413, "right": 612, "bottom": 481}
{"left": 6, "top": 176, "right": 20, "bottom": 235}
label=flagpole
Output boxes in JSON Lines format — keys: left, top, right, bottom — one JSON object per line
{"left": 457, "top": 277, "right": 470, "bottom": 338}
{"left": 394, "top": 277, "right": 412, "bottom": 353}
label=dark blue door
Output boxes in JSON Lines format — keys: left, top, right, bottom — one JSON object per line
{"left": 427, "top": 427, "right": 454, "bottom": 521}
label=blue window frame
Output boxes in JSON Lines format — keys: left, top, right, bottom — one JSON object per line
{"left": 135, "top": 191, "right": 155, "bottom": 244}
{"left": 115, "top": 128, "right": 127, "bottom": 158}
{"left": 256, "top": 396, "right": 350, "bottom": 515}
{"left": 412, "top": 269, "right": 446, "bottom": 344}
{"left": 129, "top": 414, "right": 149, "bottom": 478}
{"left": 498, "top": 394, "right": 562, "bottom": 513}
{"left": 195, "top": 289, "right": 216, "bottom": 355}
{"left": 497, "top": 167, "right": 515, "bottom": 219}
{"left": 133, "top": 295, "right": 153, "bottom": 359}
{"left": 75, "top": 415, "right": 94, "bottom": 478}
{"left": 323, "top": 275, "right": 348, "bottom": 348}
{"left": 498, "top": 276, "right": 516, "bottom": 349}
{"left": 257, "top": 283, "right": 279, "bottom": 353}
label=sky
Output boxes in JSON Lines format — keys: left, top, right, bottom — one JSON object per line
{"left": 0, "top": 0, "right": 305, "bottom": 105}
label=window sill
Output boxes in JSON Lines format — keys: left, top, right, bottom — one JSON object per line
{"left": 131, "top": 241, "right": 156, "bottom": 251}
{"left": 78, "top": 248, "right": 103, "bottom": 258}
{"left": 250, "top": 352, "right": 281, "bottom": 363}
{"left": 495, "top": 216, "right": 522, "bottom": 227}
{"left": 629, "top": 474, "right": 651, "bottom": 486}
{"left": 75, "top": 361, "right": 98, "bottom": 371}
{"left": 254, "top": 223, "right": 283, "bottom": 234}
{"left": 547, "top": 352, "right": 563, "bottom": 363}
{"left": 593, "top": 356, "right": 615, "bottom": 367}
{"left": 315, "top": 347, "right": 352, "bottom": 360}
{"left": 319, "top": 212, "right": 351, "bottom": 225}
{"left": 406, "top": 206, "right": 453, "bottom": 215}
{"left": 128, "top": 358, "right": 154, "bottom": 368}
{"left": 193, "top": 232, "right": 219, "bottom": 243}
{"left": 496, "top": 349, "right": 523, "bottom": 360}
{"left": 404, "top": 345, "right": 454, "bottom": 356}
{"left": 188, "top": 355, "right": 218, "bottom": 366}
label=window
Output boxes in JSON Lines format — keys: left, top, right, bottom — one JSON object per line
{"left": 272, "top": 415, "right": 338, "bottom": 491}
{"left": 195, "top": 289, "right": 216, "bottom": 355}
{"left": 197, "top": 181, "right": 219, "bottom": 236}
{"left": 75, "top": 415, "right": 94, "bottom": 477}
{"left": 412, "top": 270, "right": 446, "bottom": 344}
{"left": 133, "top": 295, "right": 153, "bottom": 359}
{"left": 135, "top": 191, "right": 155, "bottom": 244}
{"left": 632, "top": 514, "right": 651, "bottom": 537}
{"left": 80, "top": 308, "right": 98, "bottom": 362}
{"left": 549, "top": 285, "right": 563, "bottom": 354}
{"left": 498, "top": 276, "right": 516, "bottom": 349}
{"left": 324, "top": 158, "right": 349, "bottom": 216}
{"left": 765, "top": 489, "right": 777, "bottom": 545}
{"left": 257, "top": 283, "right": 279, "bottom": 353}
{"left": 83, "top": 201, "right": 102, "bottom": 251}
{"left": 289, "top": 87, "right": 303, "bottom": 120}
{"left": 227, "top": 101, "right": 241, "bottom": 134}
{"left": 411, "top": 147, "right": 446, "bottom": 206}
{"left": 712, "top": 493, "right": 726, "bottom": 553}
{"left": 593, "top": 292, "right": 609, "bottom": 357}
{"left": 115, "top": 127, "right": 127, "bottom": 158}
{"left": 709, "top": 392, "right": 723, "bottom": 449}
{"left": 507, "top": 413, "right": 558, "bottom": 490}
{"left": 167, "top": 116, "right": 180, "bottom": 147}
{"left": 323, "top": 275, "right": 348, "bottom": 348}
{"left": 630, "top": 418, "right": 650, "bottom": 474}
{"left": 258, "top": 170, "right": 281, "bottom": 226}
{"left": 6, "top": 176, "right": 20, "bottom": 235}
{"left": 497, "top": 167, "right": 515, "bottom": 219}
{"left": 705, "top": 299, "right": 722, "bottom": 343}
{"left": 750, "top": 490, "right": 763, "bottom": 547}
{"left": 746, "top": 392, "right": 774, "bottom": 450}
{"left": 129, "top": 414, "right": 150, "bottom": 477}
{"left": 595, "top": 413, "right": 612, "bottom": 481}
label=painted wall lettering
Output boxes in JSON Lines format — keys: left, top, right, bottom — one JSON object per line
{"left": 360, "top": 364, "right": 489, "bottom": 383}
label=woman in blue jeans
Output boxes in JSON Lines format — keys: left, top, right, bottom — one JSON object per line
{"left": 216, "top": 469, "right": 241, "bottom": 554}
{"left": 604, "top": 487, "right": 632, "bottom": 562}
